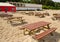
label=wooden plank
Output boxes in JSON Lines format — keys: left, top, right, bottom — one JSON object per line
{"left": 7, "top": 16, "right": 24, "bottom": 24}
{"left": 33, "top": 28, "right": 57, "bottom": 40}
{"left": 22, "top": 21, "right": 51, "bottom": 31}
{"left": 0, "top": 14, "right": 13, "bottom": 17}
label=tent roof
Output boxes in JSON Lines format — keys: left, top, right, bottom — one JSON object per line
{"left": 0, "top": 2, "right": 15, "bottom": 6}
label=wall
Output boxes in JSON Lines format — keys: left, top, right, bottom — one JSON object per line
{"left": 0, "top": 6, "right": 16, "bottom": 12}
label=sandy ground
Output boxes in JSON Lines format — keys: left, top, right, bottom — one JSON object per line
{"left": 0, "top": 10, "right": 60, "bottom": 42}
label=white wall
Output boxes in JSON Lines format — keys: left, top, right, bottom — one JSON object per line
{"left": 25, "top": 4, "right": 42, "bottom": 8}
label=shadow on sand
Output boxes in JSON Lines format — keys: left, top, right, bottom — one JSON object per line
{"left": 34, "top": 32, "right": 60, "bottom": 42}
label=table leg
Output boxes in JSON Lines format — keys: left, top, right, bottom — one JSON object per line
{"left": 47, "top": 24, "right": 50, "bottom": 29}
{"left": 23, "top": 29, "right": 29, "bottom": 35}
{"left": 21, "top": 20, "right": 24, "bottom": 24}
{"left": 47, "top": 24, "right": 54, "bottom": 36}
{"left": 29, "top": 31, "right": 35, "bottom": 35}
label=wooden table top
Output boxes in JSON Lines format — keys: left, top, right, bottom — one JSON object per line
{"left": 22, "top": 21, "right": 51, "bottom": 31}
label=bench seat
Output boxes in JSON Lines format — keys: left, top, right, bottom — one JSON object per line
{"left": 33, "top": 28, "right": 57, "bottom": 40}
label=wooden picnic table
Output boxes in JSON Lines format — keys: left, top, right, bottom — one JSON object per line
{"left": 25, "top": 12, "right": 34, "bottom": 16}
{"left": 21, "top": 21, "right": 51, "bottom": 35}
{"left": 35, "top": 13, "right": 45, "bottom": 18}
{"left": 8, "top": 17, "right": 23, "bottom": 19}
{"left": 0, "top": 14, "right": 13, "bottom": 18}
{"left": 43, "top": 13, "right": 49, "bottom": 16}
{"left": 7, "top": 16, "right": 25, "bottom": 24}
{"left": 53, "top": 14, "right": 60, "bottom": 20}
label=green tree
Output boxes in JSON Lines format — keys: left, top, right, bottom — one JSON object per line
{"left": 41, "top": 0, "right": 52, "bottom": 5}
{"left": 47, "top": 1, "right": 55, "bottom": 7}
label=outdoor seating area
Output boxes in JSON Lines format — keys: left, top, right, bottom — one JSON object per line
{"left": 0, "top": 12, "right": 27, "bottom": 26}
{"left": 0, "top": 10, "right": 60, "bottom": 42}
{"left": 0, "top": 1, "right": 60, "bottom": 42}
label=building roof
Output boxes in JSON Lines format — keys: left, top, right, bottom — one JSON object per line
{"left": 0, "top": 2, "right": 15, "bottom": 6}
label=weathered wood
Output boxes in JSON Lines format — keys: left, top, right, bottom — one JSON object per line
{"left": 53, "top": 14, "right": 60, "bottom": 20}
{"left": 33, "top": 28, "right": 57, "bottom": 40}
{"left": 0, "top": 14, "right": 13, "bottom": 18}
{"left": 7, "top": 16, "right": 25, "bottom": 24}
{"left": 22, "top": 21, "right": 51, "bottom": 31}
{"left": 43, "top": 13, "right": 49, "bottom": 16}
{"left": 35, "top": 13, "right": 45, "bottom": 18}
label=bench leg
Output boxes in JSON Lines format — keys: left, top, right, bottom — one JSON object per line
{"left": 50, "top": 33, "right": 54, "bottom": 36}
{"left": 23, "top": 30, "right": 29, "bottom": 35}
{"left": 47, "top": 24, "right": 50, "bottom": 29}
{"left": 42, "top": 39, "right": 45, "bottom": 42}
{"left": 29, "top": 31, "right": 35, "bottom": 35}
{"left": 38, "top": 39, "right": 45, "bottom": 42}
{"left": 50, "top": 31, "right": 56, "bottom": 36}
{"left": 47, "top": 25, "right": 54, "bottom": 36}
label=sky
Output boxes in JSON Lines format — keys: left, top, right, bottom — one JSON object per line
{"left": 52, "top": 0, "right": 60, "bottom": 2}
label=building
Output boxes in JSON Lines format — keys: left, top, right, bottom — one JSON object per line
{"left": 0, "top": 2, "right": 16, "bottom": 12}
{"left": 9, "top": 2, "right": 42, "bottom": 11}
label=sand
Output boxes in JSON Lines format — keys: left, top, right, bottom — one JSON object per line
{"left": 0, "top": 10, "right": 60, "bottom": 42}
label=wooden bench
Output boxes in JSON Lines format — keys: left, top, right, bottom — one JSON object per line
{"left": 9, "top": 19, "right": 25, "bottom": 24}
{"left": 7, "top": 17, "right": 25, "bottom": 24}
{"left": 53, "top": 14, "right": 60, "bottom": 20}
{"left": 35, "top": 13, "right": 45, "bottom": 18}
{"left": 7, "top": 17, "right": 23, "bottom": 20}
{"left": 33, "top": 28, "right": 57, "bottom": 40}
{"left": 25, "top": 12, "right": 34, "bottom": 16}
{"left": 28, "top": 12, "right": 34, "bottom": 16}
{"left": 43, "top": 13, "right": 49, "bottom": 16}
{"left": 0, "top": 14, "right": 13, "bottom": 18}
